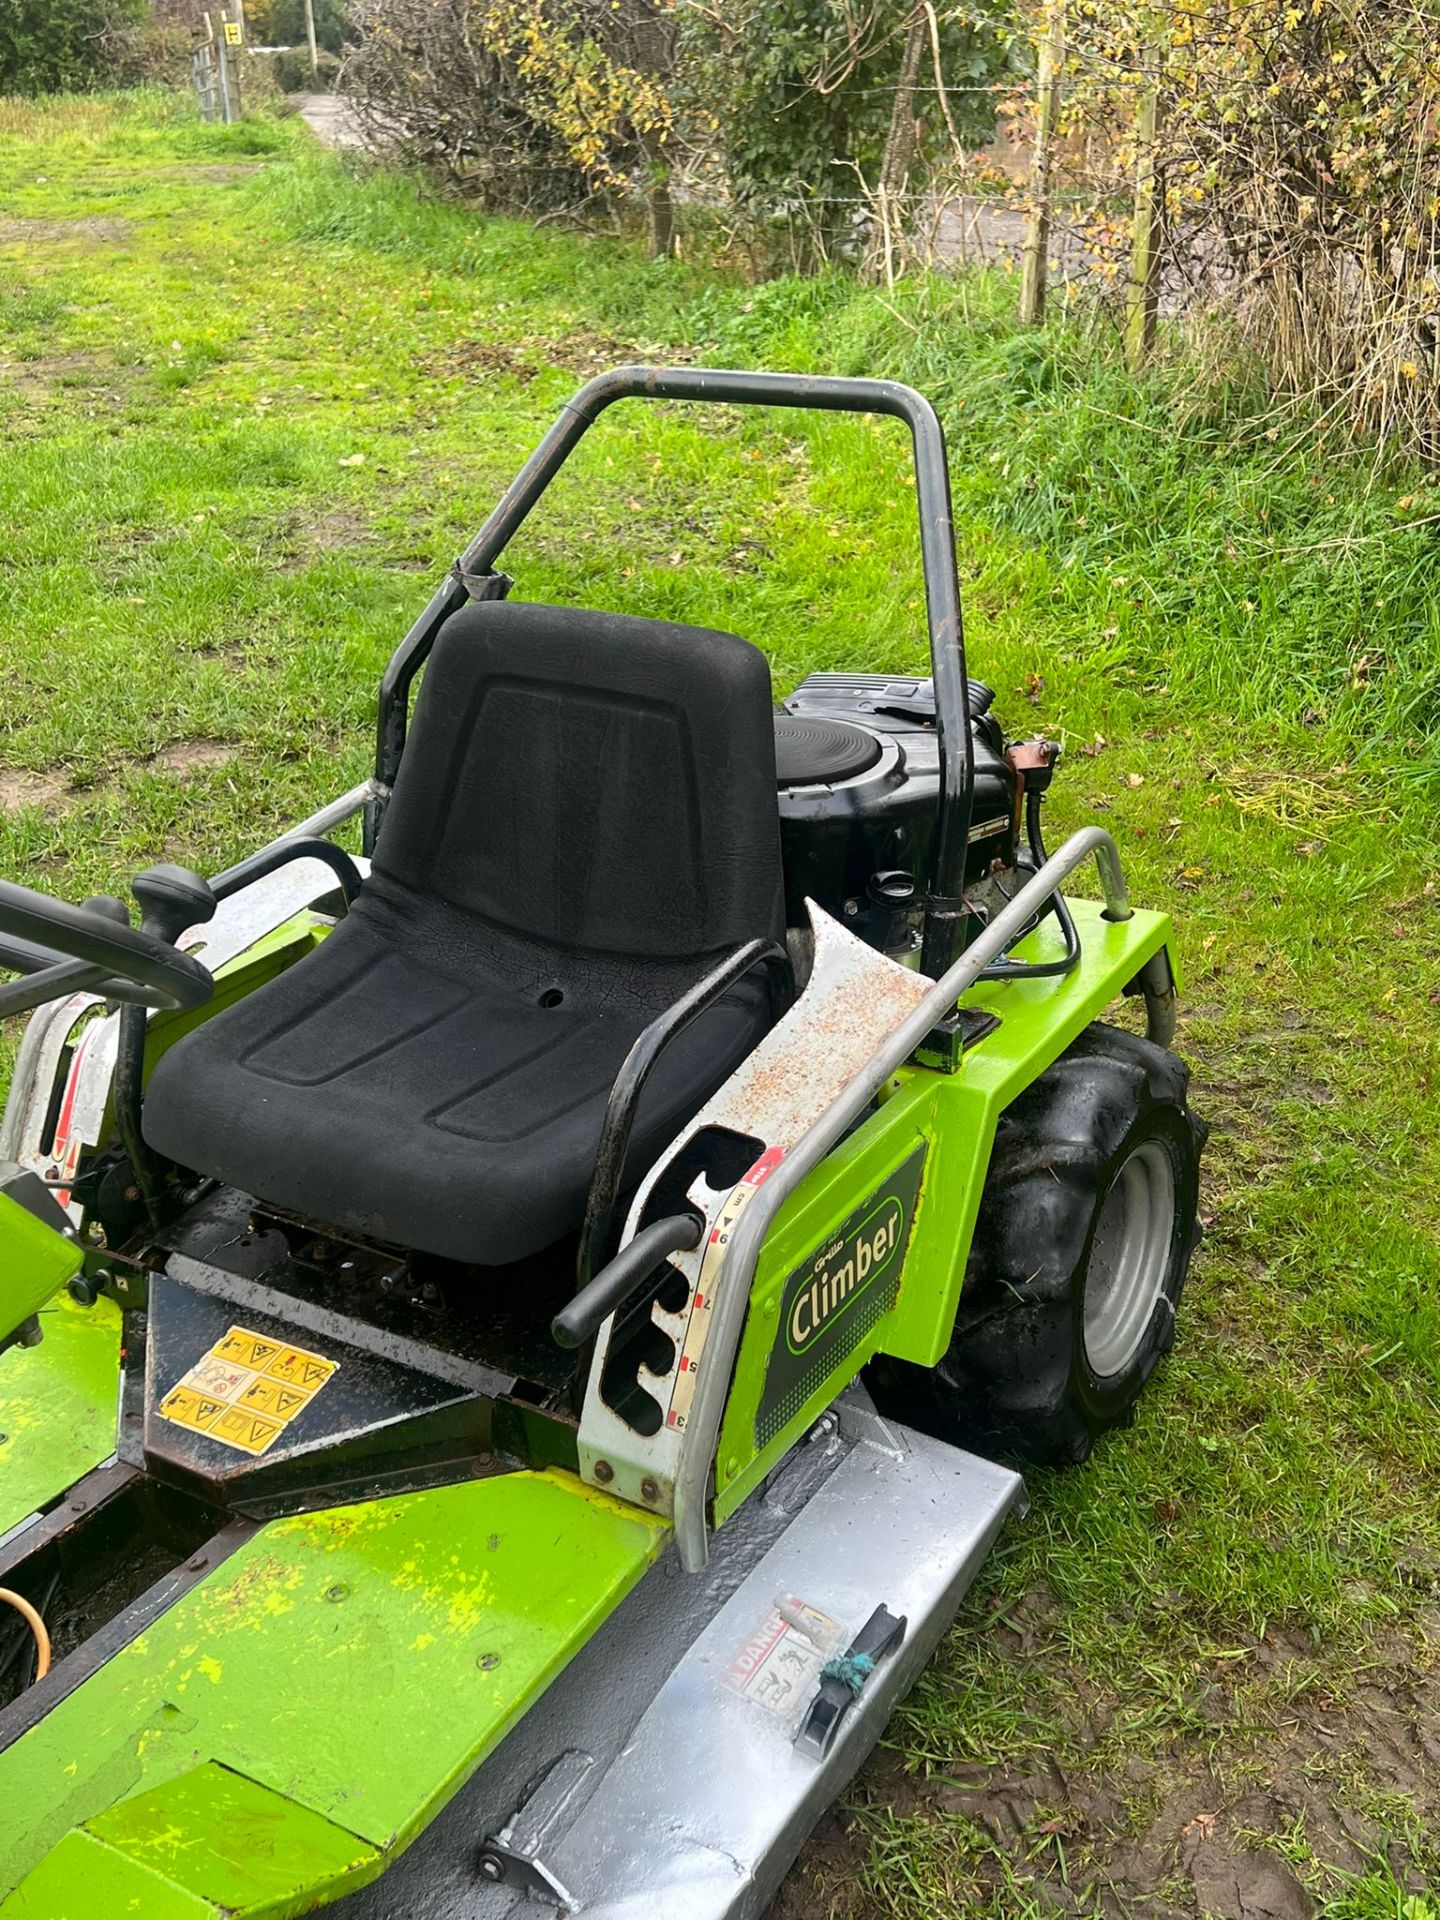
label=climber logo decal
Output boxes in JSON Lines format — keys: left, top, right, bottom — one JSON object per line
{"left": 159, "top": 1325, "right": 337, "bottom": 1455}
{"left": 787, "top": 1193, "right": 904, "bottom": 1355}
{"left": 756, "top": 1146, "right": 927, "bottom": 1444}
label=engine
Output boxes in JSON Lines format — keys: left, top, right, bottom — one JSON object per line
{"left": 773, "top": 672, "right": 1042, "bottom": 964}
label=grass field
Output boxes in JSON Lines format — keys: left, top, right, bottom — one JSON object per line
{"left": 3, "top": 89, "right": 1440, "bottom": 1920}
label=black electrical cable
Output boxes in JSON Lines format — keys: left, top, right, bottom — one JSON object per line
{"left": 976, "top": 790, "right": 1082, "bottom": 983}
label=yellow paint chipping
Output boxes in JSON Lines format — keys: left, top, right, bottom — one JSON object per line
{"left": 159, "top": 1324, "right": 337, "bottom": 1456}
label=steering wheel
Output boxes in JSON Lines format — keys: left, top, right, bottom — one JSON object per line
{"left": 0, "top": 877, "right": 214, "bottom": 1021}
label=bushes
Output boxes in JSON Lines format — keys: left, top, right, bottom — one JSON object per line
{"left": 1167, "top": 0, "right": 1440, "bottom": 452}
{"left": 1054, "top": 0, "right": 1440, "bottom": 455}
{"left": 343, "top": 0, "right": 1012, "bottom": 260}
{"left": 271, "top": 46, "right": 341, "bottom": 91}
{"left": 676, "top": 0, "right": 1009, "bottom": 266}
{"left": 343, "top": 0, "right": 598, "bottom": 209}
{"left": 0, "top": 0, "right": 145, "bottom": 94}
{"left": 266, "top": 0, "right": 348, "bottom": 54}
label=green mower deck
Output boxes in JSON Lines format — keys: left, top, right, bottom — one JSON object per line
{"left": 0, "top": 1473, "right": 667, "bottom": 1914}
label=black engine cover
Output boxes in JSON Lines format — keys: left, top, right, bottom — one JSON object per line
{"left": 774, "top": 673, "right": 1017, "bottom": 954}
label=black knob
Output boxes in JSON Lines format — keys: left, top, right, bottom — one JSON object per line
{"left": 131, "top": 865, "right": 217, "bottom": 946}
{"left": 82, "top": 895, "right": 132, "bottom": 928}
{"left": 967, "top": 680, "right": 996, "bottom": 717}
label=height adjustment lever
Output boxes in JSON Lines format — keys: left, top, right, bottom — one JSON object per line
{"left": 551, "top": 1213, "right": 702, "bottom": 1350}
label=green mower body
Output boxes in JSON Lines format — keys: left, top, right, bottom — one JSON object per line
{"left": 0, "top": 369, "right": 1202, "bottom": 1920}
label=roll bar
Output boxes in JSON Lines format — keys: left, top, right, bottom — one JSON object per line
{"left": 370, "top": 366, "right": 976, "bottom": 976}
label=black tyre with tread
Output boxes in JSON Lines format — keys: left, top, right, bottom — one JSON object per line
{"left": 868, "top": 1021, "right": 1207, "bottom": 1466}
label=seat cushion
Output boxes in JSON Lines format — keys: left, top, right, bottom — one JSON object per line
{"left": 143, "top": 906, "right": 771, "bottom": 1266}
{"left": 142, "top": 598, "right": 784, "bottom": 1265}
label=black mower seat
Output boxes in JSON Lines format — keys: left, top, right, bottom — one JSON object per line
{"left": 142, "top": 600, "right": 784, "bottom": 1267}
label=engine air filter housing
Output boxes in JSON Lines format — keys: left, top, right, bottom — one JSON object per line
{"left": 773, "top": 716, "right": 883, "bottom": 788}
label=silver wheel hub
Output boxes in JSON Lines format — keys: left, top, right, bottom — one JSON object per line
{"left": 1083, "top": 1139, "right": 1176, "bottom": 1379}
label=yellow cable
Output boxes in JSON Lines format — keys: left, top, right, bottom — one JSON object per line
{"left": 0, "top": 1586, "right": 51, "bottom": 1682}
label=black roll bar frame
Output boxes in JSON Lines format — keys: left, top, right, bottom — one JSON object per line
{"left": 369, "top": 366, "right": 976, "bottom": 977}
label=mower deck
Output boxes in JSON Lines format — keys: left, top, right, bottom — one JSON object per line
{"left": 0, "top": 1471, "right": 669, "bottom": 1914}
{"left": 0, "top": 1293, "right": 120, "bottom": 1535}
{"left": 338, "top": 1393, "right": 1023, "bottom": 1920}
{"left": 0, "top": 1398, "right": 1020, "bottom": 1920}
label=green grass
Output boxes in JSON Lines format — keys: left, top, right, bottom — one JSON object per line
{"left": 3, "top": 90, "right": 1440, "bottom": 1919}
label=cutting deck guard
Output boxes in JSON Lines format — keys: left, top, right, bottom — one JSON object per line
{"left": 0, "top": 1472, "right": 666, "bottom": 1916}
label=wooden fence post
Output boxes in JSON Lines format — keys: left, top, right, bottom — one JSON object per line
{"left": 216, "top": 25, "right": 233, "bottom": 125}
{"left": 1125, "top": 39, "right": 1162, "bottom": 371}
{"left": 1019, "top": 0, "right": 1065, "bottom": 325}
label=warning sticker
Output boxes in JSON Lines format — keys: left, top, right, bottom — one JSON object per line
{"left": 211, "top": 1406, "right": 283, "bottom": 1455}
{"left": 724, "top": 1594, "right": 845, "bottom": 1730}
{"left": 158, "top": 1384, "right": 226, "bottom": 1432}
{"left": 212, "top": 1328, "right": 284, "bottom": 1370}
{"left": 236, "top": 1375, "right": 310, "bottom": 1420}
{"left": 159, "top": 1325, "right": 337, "bottom": 1455}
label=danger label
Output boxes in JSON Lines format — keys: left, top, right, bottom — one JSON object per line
{"left": 159, "top": 1324, "right": 337, "bottom": 1455}
{"left": 212, "top": 1328, "right": 283, "bottom": 1369}
{"left": 724, "top": 1594, "right": 844, "bottom": 1728}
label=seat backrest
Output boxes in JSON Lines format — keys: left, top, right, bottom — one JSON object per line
{"left": 373, "top": 600, "right": 784, "bottom": 960}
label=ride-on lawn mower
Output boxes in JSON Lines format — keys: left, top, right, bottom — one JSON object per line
{"left": 0, "top": 369, "right": 1205, "bottom": 1919}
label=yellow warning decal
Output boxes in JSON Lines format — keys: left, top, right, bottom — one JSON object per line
{"left": 158, "top": 1384, "right": 226, "bottom": 1432}
{"left": 159, "top": 1324, "right": 337, "bottom": 1456}
{"left": 212, "top": 1327, "right": 283, "bottom": 1370}
{"left": 264, "top": 1345, "right": 336, "bottom": 1391}
{"left": 210, "top": 1406, "right": 283, "bottom": 1455}
{"left": 237, "top": 1375, "right": 310, "bottom": 1419}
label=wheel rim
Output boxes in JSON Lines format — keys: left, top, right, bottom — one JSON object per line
{"left": 1083, "top": 1139, "right": 1176, "bottom": 1379}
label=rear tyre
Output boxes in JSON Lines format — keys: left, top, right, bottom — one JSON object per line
{"left": 868, "top": 1021, "right": 1207, "bottom": 1466}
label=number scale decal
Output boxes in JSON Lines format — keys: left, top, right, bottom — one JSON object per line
{"left": 662, "top": 1146, "right": 784, "bottom": 1433}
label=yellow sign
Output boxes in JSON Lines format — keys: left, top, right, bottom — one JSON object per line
{"left": 237, "top": 1375, "right": 309, "bottom": 1419}
{"left": 213, "top": 1327, "right": 283, "bottom": 1369}
{"left": 160, "top": 1325, "right": 337, "bottom": 1455}
{"left": 158, "top": 1384, "right": 226, "bottom": 1431}
{"left": 223, "top": 20, "right": 242, "bottom": 43}
{"left": 211, "top": 1406, "right": 282, "bottom": 1454}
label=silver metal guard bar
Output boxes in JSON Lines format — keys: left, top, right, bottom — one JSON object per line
{"left": 277, "top": 778, "right": 388, "bottom": 846}
{"left": 671, "top": 826, "right": 1135, "bottom": 1571}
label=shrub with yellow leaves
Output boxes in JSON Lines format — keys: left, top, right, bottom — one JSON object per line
{"left": 345, "top": 0, "right": 679, "bottom": 248}
{"left": 1054, "top": 0, "right": 1440, "bottom": 450}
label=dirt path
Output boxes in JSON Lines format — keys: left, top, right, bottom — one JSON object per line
{"left": 293, "top": 92, "right": 365, "bottom": 150}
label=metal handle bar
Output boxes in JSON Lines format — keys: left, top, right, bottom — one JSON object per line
{"left": 0, "top": 880, "right": 214, "bottom": 1020}
{"left": 211, "top": 836, "right": 364, "bottom": 908}
{"left": 372, "top": 366, "right": 976, "bottom": 975}
{"left": 576, "top": 936, "right": 794, "bottom": 1289}
{"left": 670, "top": 826, "right": 1133, "bottom": 1572}
{"left": 555, "top": 1213, "right": 702, "bottom": 1351}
